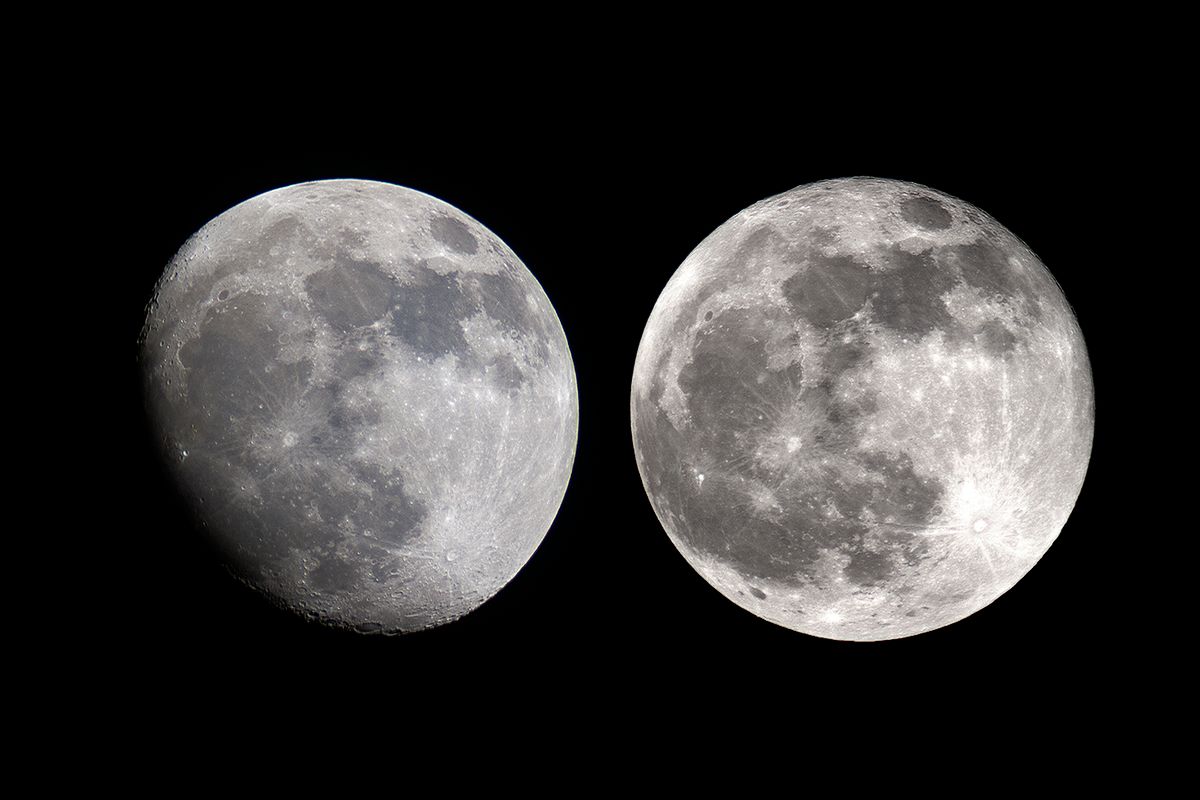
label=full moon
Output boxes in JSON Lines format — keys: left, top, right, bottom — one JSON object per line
{"left": 140, "top": 180, "right": 578, "bottom": 633}
{"left": 631, "top": 177, "right": 1093, "bottom": 640}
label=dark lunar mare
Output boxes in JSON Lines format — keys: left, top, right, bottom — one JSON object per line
{"left": 637, "top": 299, "right": 943, "bottom": 589}
{"left": 304, "top": 251, "right": 549, "bottom": 390}
{"left": 154, "top": 287, "right": 430, "bottom": 599}
{"left": 386, "top": 260, "right": 549, "bottom": 388}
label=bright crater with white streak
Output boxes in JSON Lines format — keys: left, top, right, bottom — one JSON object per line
{"left": 631, "top": 177, "right": 1093, "bottom": 641}
{"left": 141, "top": 180, "right": 578, "bottom": 633}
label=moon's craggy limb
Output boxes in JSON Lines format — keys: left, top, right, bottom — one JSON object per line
{"left": 632, "top": 178, "right": 1093, "bottom": 640}
{"left": 141, "top": 181, "right": 578, "bottom": 633}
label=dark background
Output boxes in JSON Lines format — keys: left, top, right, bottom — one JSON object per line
{"left": 116, "top": 87, "right": 1131, "bottom": 731}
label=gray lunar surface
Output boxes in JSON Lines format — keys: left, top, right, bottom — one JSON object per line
{"left": 631, "top": 177, "right": 1093, "bottom": 641}
{"left": 141, "top": 179, "right": 578, "bottom": 633}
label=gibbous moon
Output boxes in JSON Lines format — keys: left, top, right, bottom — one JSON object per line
{"left": 141, "top": 180, "right": 578, "bottom": 633}
{"left": 631, "top": 177, "right": 1093, "bottom": 641}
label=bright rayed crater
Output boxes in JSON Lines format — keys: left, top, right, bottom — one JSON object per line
{"left": 141, "top": 180, "right": 578, "bottom": 633}
{"left": 631, "top": 177, "right": 1093, "bottom": 641}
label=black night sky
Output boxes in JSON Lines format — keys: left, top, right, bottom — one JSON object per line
{"left": 115, "top": 74, "right": 1137, "bottom": 738}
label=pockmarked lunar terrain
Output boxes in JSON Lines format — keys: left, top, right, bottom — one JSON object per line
{"left": 631, "top": 177, "right": 1093, "bottom": 641}
{"left": 141, "top": 180, "right": 578, "bottom": 633}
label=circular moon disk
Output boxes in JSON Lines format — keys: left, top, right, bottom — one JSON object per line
{"left": 141, "top": 180, "right": 578, "bottom": 633}
{"left": 631, "top": 177, "right": 1093, "bottom": 641}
